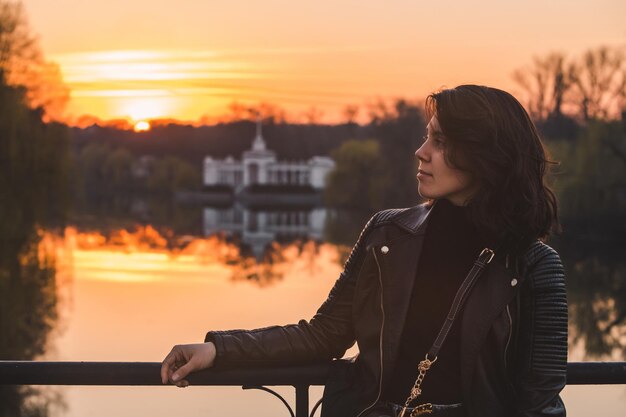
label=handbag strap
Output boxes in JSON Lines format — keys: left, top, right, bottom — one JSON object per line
{"left": 398, "top": 247, "right": 497, "bottom": 417}
{"left": 427, "top": 247, "right": 496, "bottom": 360}
{"left": 399, "top": 248, "right": 495, "bottom": 417}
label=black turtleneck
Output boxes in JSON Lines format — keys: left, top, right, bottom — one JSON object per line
{"left": 380, "top": 197, "right": 497, "bottom": 405}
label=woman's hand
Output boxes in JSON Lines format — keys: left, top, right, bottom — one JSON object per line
{"left": 161, "top": 342, "right": 216, "bottom": 387}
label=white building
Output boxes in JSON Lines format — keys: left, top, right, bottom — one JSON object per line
{"left": 203, "top": 118, "right": 335, "bottom": 190}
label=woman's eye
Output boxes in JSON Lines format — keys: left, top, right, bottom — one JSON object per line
{"left": 419, "top": 134, "right": 445, "bottom": 148}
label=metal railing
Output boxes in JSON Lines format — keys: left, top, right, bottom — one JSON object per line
{"left": 1, "top": 360, "right": 625, "bottom": 417}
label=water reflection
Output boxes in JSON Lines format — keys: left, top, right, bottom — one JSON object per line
{"left": 1, "top": 203, "right": 625, "bottom": 416}
{"left": 551, "top": 231, "right": 626, "bottom": 360}
{"left": 0, "top": 229, "right": 66, "bottom": 416}
{"left": 203, "top": 204, "right": 329, "bottom": 260}
{"left": 57, "top": 207, "right": 626, "bottom": 363}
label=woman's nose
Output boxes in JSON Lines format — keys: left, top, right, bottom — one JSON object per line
{"left": 415, "top": 142, "right": 428, "bottom": 161}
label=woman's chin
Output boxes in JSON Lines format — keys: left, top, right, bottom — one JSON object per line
{"left": 417, "top": 186, "right": 436, "bottom": 200}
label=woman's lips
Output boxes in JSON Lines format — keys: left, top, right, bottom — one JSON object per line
{"left": 417, "top": 169, "right": 432, "bottom": 178}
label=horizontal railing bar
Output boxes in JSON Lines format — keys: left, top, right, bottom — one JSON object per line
{"left": 0, "top": 361, "right": 625, "bottom": 386}
{"left": 0, "top": 361, "right": 329, "bottom": 386}
{"left": 565, "top": 361, "right": 626, "bottom": 384}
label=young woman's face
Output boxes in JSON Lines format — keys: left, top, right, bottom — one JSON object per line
{"left": 415, "top": 115, "right": 479, "bottom": 206}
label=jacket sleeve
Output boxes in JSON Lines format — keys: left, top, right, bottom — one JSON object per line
{"left": 513, "top": 244, "right": 568, "bottom": 416}
{"left": 204, "top": 211, "right": 381, "bottom": 369}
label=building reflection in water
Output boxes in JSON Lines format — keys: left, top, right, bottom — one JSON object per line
{"left": 203, "top": 204, "right": 328, "bottom": 260}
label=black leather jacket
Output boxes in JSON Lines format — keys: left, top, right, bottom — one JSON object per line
{"left": 205, "top": 200, "right": 569, "bottom": 417}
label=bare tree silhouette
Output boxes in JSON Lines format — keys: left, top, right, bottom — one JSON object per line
{"left": 570, "top": 45, "right": 626, "bottom": 121}
{"left": 342, "top": 104, "right": 360, "bottom": 124}
{"left": 512, "top": 51, "right": 576, "bottom": 122}
{"left": 302, "top": 105, "right": 324, "bottom": 124}
{"left": 512, "top": 45, "right": 626, "bottom": 123}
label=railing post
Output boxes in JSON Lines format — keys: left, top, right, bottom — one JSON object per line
{"left": 294, "top": 384, "right": 309, "bottom": 417}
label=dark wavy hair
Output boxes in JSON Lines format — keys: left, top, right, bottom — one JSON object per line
{"left": 422, "top": 84, "right": 562, "bottom": 253}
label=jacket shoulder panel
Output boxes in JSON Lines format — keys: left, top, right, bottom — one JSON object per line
{"left": 520, "top": 240, "right": 568, "bottom": 377}
{"left": 371, "top": 206, "right": 416, "bottom": 225}
{"left": 371, "top": 203, "right": 430, "bottom": 233}
{"left": 521, "top": 240, "right": 557, "bottom": 270}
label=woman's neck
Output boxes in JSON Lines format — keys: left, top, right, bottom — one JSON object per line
{"left": 442, "top": 196, "right": 469, "bottom": 207}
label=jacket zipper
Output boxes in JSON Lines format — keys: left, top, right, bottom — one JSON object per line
{"left": 504, "top": 304, "right": 512, "bottom": 370}
{"left": 503, "top": 303, "right": 515, "bottom": 398}
{"left": 356, "top": 247, "right": 386, "bottom": 417}
{"left": 503, "top": 254, "right": 512, "bottom": 372}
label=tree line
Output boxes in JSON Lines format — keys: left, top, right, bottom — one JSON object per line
{"left": 2, "top": 0, "right": 625, "bottom": 228}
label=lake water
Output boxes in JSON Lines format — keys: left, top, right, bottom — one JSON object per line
{"left": 3, "top": 206, "right": 626, "bottom": 417}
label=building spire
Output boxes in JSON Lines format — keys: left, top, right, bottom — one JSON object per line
{"left": 252, "top": 112, "right": 266, "bottom": 151}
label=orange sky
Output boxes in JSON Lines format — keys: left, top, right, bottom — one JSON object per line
{"left": 22, "top": 0, "right": 626, "bottom": 125}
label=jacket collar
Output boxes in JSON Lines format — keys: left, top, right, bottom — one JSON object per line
{"left": 390, "top": 198, "right": 440, "bottom": 235}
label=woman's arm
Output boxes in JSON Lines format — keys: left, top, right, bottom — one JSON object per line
{"left": 204, "top": 210, "right": 384, "bottom": 370}
{"left": 513, "top": 244, "right": 568, "bottom": 416}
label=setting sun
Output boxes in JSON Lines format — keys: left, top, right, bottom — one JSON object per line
{"left": 133, "top": 120, "right": 151, "bottom": 132}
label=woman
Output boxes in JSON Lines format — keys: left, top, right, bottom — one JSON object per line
{"left": 161, "top": 84, "right": 569, "bottom": 417}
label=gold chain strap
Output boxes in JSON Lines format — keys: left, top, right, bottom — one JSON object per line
{"left": 397, "top": 354, "right": 437, "bottom": 417}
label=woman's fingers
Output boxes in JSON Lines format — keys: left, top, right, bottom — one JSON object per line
{"left": 174, "top": 379, "right": 190, "bottom": 388}
{"left": 171, "top": 359, "right": 197, "bottom": 383}
{"left": 161, "top": 343, "right": 214, "bottom": 386}
{"left": 161, "top": 351, "right": 174, "bottom": 384}
{"left": 161, "top": 346, "right": 184, "bottom": 384}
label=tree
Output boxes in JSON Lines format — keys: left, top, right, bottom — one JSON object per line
{"left": 147, "top": 156, "right": 201, "bottom": 192}
{"left": 342, "top": 104, "right": 360, "bottom": 124}
{"left": 0, "top": 12, "right": 69, "bottom": 417}
{"left": 549, "top": 120, "right": 626, "bottom": 218}
{"left": 0, "top": 1, "right": 39, "bottom": 82}
{"left": 512, "top": 45, "right": 626, "bottom": 124}
{"left": 302, "top": 106, "right": 324, "bottom": 124}
{"left": 512, "top": 51, "right": 576, "bottom": 122}
{"left": 367, "top": 97, "right": 425, "bottom": 207}
{"left": 226, "top": 101, "right": 291, "bottom": 124}
{"left": 0, "top": 0, "right": 69, "bottom": 122}
{"left": 324, "top": 139, "right": 388, "bottom": 211}
{"left": 570, "top": 45, "right": 626, "bottom": 122}
{"left": 103, "top": 147, "right": 134, "bottom": 191}
{"left": 77, "top": 142, "right": 111, "bottom": 201}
